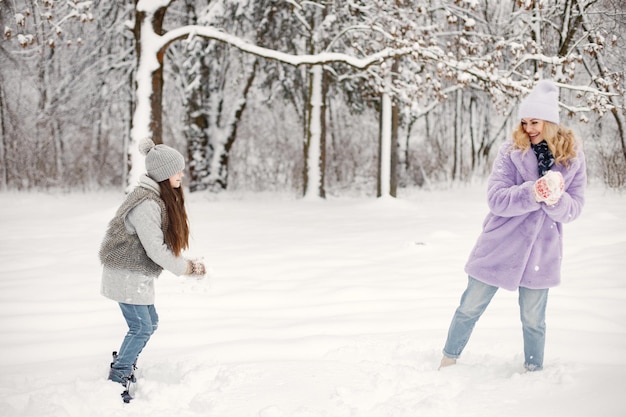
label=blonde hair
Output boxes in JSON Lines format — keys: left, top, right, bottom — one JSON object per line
{"left": 512, "top": 121, "right": 578, "bottom": 166}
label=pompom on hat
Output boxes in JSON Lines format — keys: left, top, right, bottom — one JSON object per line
{"left": 518, "top": 80, "right": 560, "bottom": 125}
{"left": 139, "top": 138, "right": 185, "bottom": 182}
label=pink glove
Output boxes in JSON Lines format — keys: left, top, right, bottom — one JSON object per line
{"left": 533, "top": 170, "right": 564, "bottom": 206}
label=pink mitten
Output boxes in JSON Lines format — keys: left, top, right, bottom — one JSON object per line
{"left": 533, "top": 171, "right": 564, "bottom": 205}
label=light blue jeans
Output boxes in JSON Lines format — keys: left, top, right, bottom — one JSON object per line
{"left": 109, "top": 303, "right": 159, "bottom": 382}
{"left": 442, "top": 276, "right": 549, "bottom": 371}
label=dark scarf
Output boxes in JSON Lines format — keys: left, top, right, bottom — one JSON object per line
{"left": 531, "top": 140, "right": 555, "bottom": 177}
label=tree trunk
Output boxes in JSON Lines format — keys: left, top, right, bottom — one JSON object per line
{"left": 378, "top": 91, "right": 392, "bottom": 197}
{"left": 0, "top": 82, "right": 6, "bottom": 190}
{"left": 452, "top": 90, "right": 462, "bottom": 181}
{"left": 127, "top": 1, "right": 169, "bottom": 189}
{"left": 303, "top": 65, "right": 327, "bottom": 199}
{"left": 390, "top": 98, "right": 399, "bottom": 197}
{"left": 378, "top": 60, "right": 399, "bottom": 198}
{"left": 204, "top": 59, "right": 259, "bottom": 192}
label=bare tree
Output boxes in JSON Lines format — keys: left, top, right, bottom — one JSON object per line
{"left": 1, "top": 0, "right": 623, "bottom": 192}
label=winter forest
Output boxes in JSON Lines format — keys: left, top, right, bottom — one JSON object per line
{"left": 1, "top": 0, "right": 625, "bottom": 197}
{"left": 2, "top": 1, "right": 626, "bottom": 415}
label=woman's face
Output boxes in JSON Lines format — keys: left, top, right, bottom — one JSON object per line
{"left": 521, "top": 118, "right": 545, "bottom": 145}
{"left": 168, "top": 171, "right": 184, "bottom": 188}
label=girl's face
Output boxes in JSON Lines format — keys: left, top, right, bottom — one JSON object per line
{"left": 168, "top": 171, "right": 184, "bottom": 188}
{"left": 521, "top": 118, "right": 545, "bottom": 145}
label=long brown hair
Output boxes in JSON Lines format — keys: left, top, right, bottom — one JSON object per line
{"left": 512, "top": 121, "right": 579, "bottom": 166}
{"left": 158, "top": 181, "right": 189, "bottom": 256}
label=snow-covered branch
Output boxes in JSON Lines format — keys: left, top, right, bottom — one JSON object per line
{"left": 159, "top": 25, "right": 411, "bottom": 69}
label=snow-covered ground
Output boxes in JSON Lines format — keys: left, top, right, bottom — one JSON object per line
{"left": 0, "top": 185, "right": 625, "bottom": 417}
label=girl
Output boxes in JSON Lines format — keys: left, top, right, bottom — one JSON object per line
{"left": 440, "top": 80, "right": 586, "bottom": 371}
{"left": 100, "top": 138, "right": 206, "bottom": 385}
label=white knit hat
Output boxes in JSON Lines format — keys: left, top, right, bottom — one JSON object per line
{"left": 518, "top": 80, "right": 560, "bottom": 124}
{"left": 139, "top": 138, "right": 185, "bottom": 182}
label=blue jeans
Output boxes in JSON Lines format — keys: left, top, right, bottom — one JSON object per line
{"left": 110, "top": 303, "right": 159, "bottom": 380}
{"left": 442, "top": 277, "right": 549, "bottom": 371}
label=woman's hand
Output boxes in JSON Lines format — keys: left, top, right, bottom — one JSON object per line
{"left": 533, "top": 170, "right": 565, "bottom": 206}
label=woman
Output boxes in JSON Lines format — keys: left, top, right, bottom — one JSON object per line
{"left": 440, "top": 80, "right": 586, "bottom": 371}
{"left": 100, "top": 138, "right": 206, "bottom": 386}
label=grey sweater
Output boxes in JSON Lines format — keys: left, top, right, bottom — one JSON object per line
{"left": 100, "top": 175, "right": 188, "bottom": 305}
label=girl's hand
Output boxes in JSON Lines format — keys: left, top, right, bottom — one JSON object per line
{"left": 186, "top": 259, "right": 207, "bottom": 277}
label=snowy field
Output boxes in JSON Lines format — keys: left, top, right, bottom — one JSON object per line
{"left": 0, "top": 184, "right": 625, "bottom": 417}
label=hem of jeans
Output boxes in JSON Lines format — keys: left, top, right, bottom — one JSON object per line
{"left": 442, "top": 350, "right": 460, "bottom": 360}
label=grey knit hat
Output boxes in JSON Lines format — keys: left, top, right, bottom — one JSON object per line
{"left": 139, "top": 138, "right": 185, "bottom": 182}
{"left": 518, "top": 80, "right": 560, "bottom": 125}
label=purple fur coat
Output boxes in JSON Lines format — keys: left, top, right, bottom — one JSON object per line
{"left": 465, "top": 141, "right": 586, "bottom": 291}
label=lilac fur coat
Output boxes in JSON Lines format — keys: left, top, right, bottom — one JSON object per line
{"left": 464, "top": 141, "right": 586, "bottom": 291}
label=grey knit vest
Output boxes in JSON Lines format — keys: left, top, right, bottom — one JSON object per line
{"left": 99, "top": 187, "right": 169, "bottom": 276}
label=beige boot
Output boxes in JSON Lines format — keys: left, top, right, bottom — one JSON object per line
{"left": 439, "top": 355, "right": 457, "bottom": 369}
